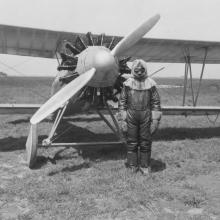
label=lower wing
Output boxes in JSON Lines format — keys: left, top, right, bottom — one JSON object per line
{"left": 1, "top": 104, "right": 220, "bottom": 116}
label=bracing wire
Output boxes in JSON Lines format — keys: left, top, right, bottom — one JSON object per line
{"left": 50, "top": 123, "right": 75, "bottom": 143}
{"left": 0, "top": 58, "right": 31, "bottom": 73}
{"left": 206, "top": 114, "right": 219, "bottom": 125}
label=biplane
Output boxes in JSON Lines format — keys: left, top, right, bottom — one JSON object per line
{"left": 1, "top": 14, "right": 220, "bottom": 168}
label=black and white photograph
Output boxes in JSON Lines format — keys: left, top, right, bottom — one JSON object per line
{"left": 0, "top": 0, "right": 220, "bottom": 219}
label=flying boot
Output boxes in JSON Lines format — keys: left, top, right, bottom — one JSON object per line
{"left": 125, "top": 151, "right": 138, "bottom": 173}
{"left": 139, "top": 151, "right": 151, "bottom": 175}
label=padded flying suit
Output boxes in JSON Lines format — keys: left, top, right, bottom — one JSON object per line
{"left": 118, "top": 77, "right": 161, "bottom": 167}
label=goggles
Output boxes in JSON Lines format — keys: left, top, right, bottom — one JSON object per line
{"left": 134, "top": 67, "right": 145, "bottom": 73}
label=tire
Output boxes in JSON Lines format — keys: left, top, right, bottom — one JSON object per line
{"left": 26, "top": 124, "right": 38, "bottom": 168}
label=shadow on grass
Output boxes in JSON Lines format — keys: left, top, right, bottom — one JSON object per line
{"left": 0, "top": 136, "right": 27, "bottom": 151}
{"left": 48, "top": 162, "right": 92, "bottom": 176}
{"left": 154, "top": 126, "right": 220, "bottom": 141}
{"left": 1, "top": 125, "right": 220, "bottom": 153}
{"left": 30, "top": 155, "right": 57, "bottom": 169}
{"left": 8, "top": 118, "right": 31, "bottom": 124}
{"left": 150, "top": 158, "right": 166, "bottom": 173}
{"left": 1, "top": 123, "right": 220, "bottom": 172}
{"left": 0, "top": 135, "right": 47, "bottom": 152}
{"left": 44, "top": 155, "right": 166, "bottom": 175}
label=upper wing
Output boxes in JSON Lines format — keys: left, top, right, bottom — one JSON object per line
{"left": 1, "top": 24, "right": 220, "bottom": 63}
{"left": 0, "top": 24, "right": 120, "bottom": 58}
{"left": 0, "top": 24, "right": 86, "bottom": 58}
{"left": 122, "top": 38, "right": 220, "bottom": 64}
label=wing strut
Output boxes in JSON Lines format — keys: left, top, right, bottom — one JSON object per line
{"left": 182, "top": 48, "right": 208, "bottom": 107}
{"left": 182, "top": 62, "right": 189, "bottom": 106}
{"left": 194, "top": 48, "right": 208, "bottom": 105}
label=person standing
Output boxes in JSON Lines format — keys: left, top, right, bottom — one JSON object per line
{"left": 118, "top": 59, "right": 162, "bottom": 175}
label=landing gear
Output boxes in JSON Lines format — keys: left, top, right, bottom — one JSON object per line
{"left": 25, "top": 100, "right": 124, "bottom": 168}
{"left": 41, "top": 100, "right": 124, "bottom": 147}
{"left": 25, "top": 124, "right": 38, "bottom": 168}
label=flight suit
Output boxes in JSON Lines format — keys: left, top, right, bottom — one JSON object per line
{"left": 118, "top": 59, "right": 161, "bottom": 171}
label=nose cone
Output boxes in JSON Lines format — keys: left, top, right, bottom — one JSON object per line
{"left": 93, "top": 49, "right": 116, "bottom": 71}
{"left": 77, "top": 46, "right": 119, "bottom": 87}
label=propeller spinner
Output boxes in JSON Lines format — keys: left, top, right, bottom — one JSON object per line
{"left": 75, "top": 46, "right": 118, "bottom": 87}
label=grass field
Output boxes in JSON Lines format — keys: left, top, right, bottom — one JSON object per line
{"left": 0, "top": 77, "right": 220, "bottom": 220}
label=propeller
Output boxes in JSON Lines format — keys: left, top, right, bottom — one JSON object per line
{"left": 30, "top": 68, "right": 96, "bottom": 125}
{"left": 111, "top": 14, "right": 160, "bottom": 57}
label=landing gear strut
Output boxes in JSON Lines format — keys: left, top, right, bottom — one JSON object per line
{"left": 25, "top": 101, "right": 124, "bottom": 168}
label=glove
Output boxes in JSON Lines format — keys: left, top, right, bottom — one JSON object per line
{"left": 150, "top": 111, "right": 162, "bottom": 135}
{"left": 120, "top": 120, "right": 127, "bottom": 133}
{"left": 150, "top": 119, "right": 160, "bottom": 135}
{"left": 119, "top": 110, "right": 127, "bottom": 121}
{"left": 116, "top": 110, "right": 127, "bottom": 132}
{"left": 116, "top": 110, "right": 127, "bottom": 121}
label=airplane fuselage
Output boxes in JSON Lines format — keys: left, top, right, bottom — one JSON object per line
{"left": 75, "top": 46, "right": 119, "bottom": 87}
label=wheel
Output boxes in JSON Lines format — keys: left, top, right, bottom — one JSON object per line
{"left": 25, "top": 124, "right": 38, "bottom": 168}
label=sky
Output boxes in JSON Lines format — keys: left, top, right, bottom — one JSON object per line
{"left": 0, "top": 0, "right": 220, "bottom": 78}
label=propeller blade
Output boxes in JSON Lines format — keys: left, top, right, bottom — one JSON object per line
{"left": 30, "top": 68, "right": 96, "bottom": 125}
{"left": 111, "top": 14, "right": 160, "bottom": 57}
